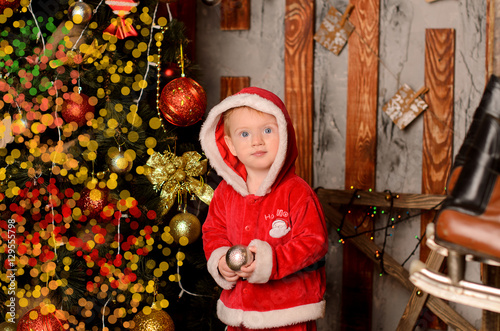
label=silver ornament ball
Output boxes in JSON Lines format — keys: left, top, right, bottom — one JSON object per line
{"left": 68, "top": 1, "right": 93, "bottom": 25}
{"left": 226, "top": 245, "right": 254, "bottom": 271}
{"left": 107, "top": 151, "right": 133, "bottom": 174}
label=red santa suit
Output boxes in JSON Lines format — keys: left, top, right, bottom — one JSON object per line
{"left": 199, "top": 87, "right": 328, "bottom": 330}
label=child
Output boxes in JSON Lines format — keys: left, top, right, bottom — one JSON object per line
{"left": 199, "top": 87, "right": 328, "bottom": 331}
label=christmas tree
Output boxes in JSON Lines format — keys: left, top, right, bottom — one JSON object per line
{"left": 0, "top": 0, "right": 223, "bottom": 330}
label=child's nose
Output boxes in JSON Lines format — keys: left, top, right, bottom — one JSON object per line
{"left": 252, "top": 134, "right": 264, "bottom": 145}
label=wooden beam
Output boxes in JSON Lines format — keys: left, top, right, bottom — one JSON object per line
{"left": 421, "top": 29, "right": 455, "bottom": 259}
{"left": 345, "top": 0, "right": 379, "bottom": 189}
{"left": 221, "top": 0, "right": 250, "bottom": 30}
{"left": 343, "top": 1, "right": 380, "bottom": 330}
{"left": 397, "top": 250, "right": 445, "bottom": 330}
{"left": 284, "top": 0, "right": 314, "bottom": 185}
{"left": 482, "top": 264, "right": 500, "bottom": 330}
{"left": 220, "top": 76, "right": 250, "bottom": 100}
{"left": 484, "top": 2, "right": 500, "bottom": 329}
{"left": 317, "top": 189, "right": 445, "bottom": 210}
{"left": 487, "top": 0, "right": 500, "bottom": 78}
{"left": 486, "top": 0, "right": 495, "bottom": 78}
{"left": 316, "top": 189, "right": 476, "bottom": 331}
{"left": 421, "top": 27, "right": 455, "bottom": 330}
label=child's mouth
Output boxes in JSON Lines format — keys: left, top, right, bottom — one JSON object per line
{"left": 252, "top": 151, "right": 266, "bottom": 157}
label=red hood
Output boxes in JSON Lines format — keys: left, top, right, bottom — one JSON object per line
{"left": 199, "top": 87, "right": 298, "bottom": 196}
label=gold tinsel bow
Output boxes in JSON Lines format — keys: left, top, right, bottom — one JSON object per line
{"left": 144, "top": 151, "right": 214, "bottom": 216}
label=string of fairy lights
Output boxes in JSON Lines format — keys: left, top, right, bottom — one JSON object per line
{"left": 333, "top": 188, "right": 445, "bottom": 275}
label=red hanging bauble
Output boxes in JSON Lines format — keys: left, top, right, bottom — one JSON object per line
{"left": 77, "top": 186, "right": 109, "bottom": 219}
{"left": 17, "top": 307, "right": 64, "bottom": 331}
{"left": 61, "top": 93, "right": 95, "bottom": 127}
{"left": 0, "top": 0, "right": 21, "bottom": 12}
{"left": 159, "top": 77, "right": 207, "bottom": 127}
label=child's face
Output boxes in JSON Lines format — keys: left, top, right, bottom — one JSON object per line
{"left": 224, "top": 107, "right": 279, "bottom": 174}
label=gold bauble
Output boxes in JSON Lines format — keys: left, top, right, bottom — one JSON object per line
{"left": 165, "top": 163, "right": 176, "bottom": 175}
{"left": 131, "top": 308, "right": 174, "bottom": 331}
{"left": 173, "top": 169, "right": 186, "bottom": 182}
{"left": 0, "top": 321, "right": 16, "bottom": 331}
{"left": 173, "top": 157, "right": 186, "bottom": 168}
{"left": 169, "top": 212, "right": 201, "bottom": 245}
{"left": 65, "top": 50, "right": 78, "bottom": 67}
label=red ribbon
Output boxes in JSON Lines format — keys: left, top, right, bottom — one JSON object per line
{"left": 104, "top": 17, "right": 138, "bottom": 39}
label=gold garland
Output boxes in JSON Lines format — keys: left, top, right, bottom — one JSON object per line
{"left": 144, "top": 151, "right": 213, "bottom": 216}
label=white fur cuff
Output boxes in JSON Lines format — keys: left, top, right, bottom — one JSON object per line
{"left": 247, "top": 239, "right": 273, "bottom": 283}
{"left": 207, "top": 246, "right": 236, "bottom": 290}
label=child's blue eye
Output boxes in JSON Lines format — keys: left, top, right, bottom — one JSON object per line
{"left": 240, "top": 131, "right": 249, "bottom": 138}
{"left": 264, "top": 128, "right": 272, "bottom": 134}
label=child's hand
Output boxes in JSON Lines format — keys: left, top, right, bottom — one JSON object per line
{"left": 218, "top": 255, "right": 239, "bottom": 282}
{"left": 236, "top": 245, "right": 256, "bottom": 279}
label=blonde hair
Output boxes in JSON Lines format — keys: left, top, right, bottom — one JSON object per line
{"left": 223, "top": 106, "right": 266, "bottom": 136}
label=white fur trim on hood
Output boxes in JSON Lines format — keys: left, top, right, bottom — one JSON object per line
{"left": 199, "top": 90, "right": 289, "bottom": 197}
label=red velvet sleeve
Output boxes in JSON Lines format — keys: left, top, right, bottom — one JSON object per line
{"left": 269, "top": 190, "right": 328, "bottom": 280}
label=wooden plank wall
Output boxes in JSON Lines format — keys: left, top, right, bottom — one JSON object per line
{"left": 342, "top": 0, "right": 380, "bottom": 330}
{"left": 420, "top": 28, "right": 455, "bottom": 330}
{"left": 220, "top": 77, "right": 250, "bottom": 100}
{"left": 484, "top": 1, "right": 500, "bottom": 329}
{"left": 421, "top": 29, "right": 455, "bottom": 257}
{"left": 284, "top": 0, "right": 314, "bottom": 185}
{"left": 221, "top": 0, "right": 250, "bottom": 30}
{"left": 487, "top": 0, "right": 500, "bottom": 78}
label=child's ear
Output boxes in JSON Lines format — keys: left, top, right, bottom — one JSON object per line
{"left": 224, "top": 135, "right": 237, "bottom": 156}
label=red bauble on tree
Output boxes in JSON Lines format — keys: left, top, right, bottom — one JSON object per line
{"left": 159, "top": 77, "right": 207, "bottom": 127}
{"left": 61, "top": 92, "right": 95, "bottom": 127}
{"left": 77, "top": 186, "right": 109, "bottom": 219}
{"left": 0, "top": 0, "right": 21, "bottom": 12}
{"left": 17, "top": 307, "right": 64, "bottom": 331}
